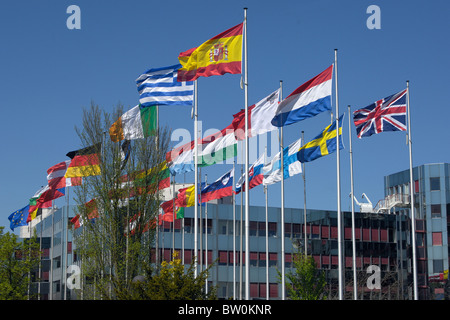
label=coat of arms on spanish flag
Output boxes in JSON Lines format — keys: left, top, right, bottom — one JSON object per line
{"left": 177, "top": 22, "right": 243, "bottom": 82}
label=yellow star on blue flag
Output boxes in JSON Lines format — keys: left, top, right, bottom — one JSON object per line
{"left": 8, "top": 205, "right": 30, "bottom": 231}
{"left": 297, "top": 114, "right": 344, "bottom": 163}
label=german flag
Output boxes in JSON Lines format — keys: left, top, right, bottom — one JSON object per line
{"left": 65, "top": 143, "right": 101, "bottom": 178}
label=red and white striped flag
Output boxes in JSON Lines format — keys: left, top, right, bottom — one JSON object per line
{"left": 47, "top": 160, "right": 82, "bottom": 189}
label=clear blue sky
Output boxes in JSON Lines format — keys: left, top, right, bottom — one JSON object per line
{"left": 1, "top": 0, "right": 449, "bottom": 231}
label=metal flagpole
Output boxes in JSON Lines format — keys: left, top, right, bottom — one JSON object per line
{"left": 233, "top": 160, "right": 236, "bottom": 299}
{"left": 279, "top": 80, "right": 286, "bottom": 300}
{"left": 205, "top": 173, "right": 208, "bottom": 294}
{"left": 348, "top": 105, "right": 358, "bottom": 300}
{"left": 155, "top": 105, "right": 160, "bottom": 268}
{"left": 302, "top": 131, "right": 307, "bottom": 257}
{"left": 194, "top": 79, "right": 199, "bottom": 278}
{"left": 406, "top": 80, "right": 418, "bottom": 300}
{"left": 64, "top": 187, "right": 70, "bottom": 300}
{"left": 334, "top": 49, "right": 344, "bottom": 300}
{"left": 243, "top": 7, "right": 250, "bottom": 300}
{"left": 172, "top": 174, "right": 176, "bottom": 260}
{"left": 264, "top": 146, "right": 269, "bottom": 300}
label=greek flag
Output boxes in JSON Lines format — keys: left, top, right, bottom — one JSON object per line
{"left": 136, "top": 64, "right": 194, "bottom": 107}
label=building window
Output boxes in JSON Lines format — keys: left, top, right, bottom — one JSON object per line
{"left": 414, "top": 180, "right": 419, "bottom": 193}
{"left": 430, "top": 177, "right": 440, "bottom": 191}
{"left": 433, "top": 259, "right": 444, "bottom": 274}
{"left": 431, "top": 204, "right": 441, "bottom": 218}
{"left": 432, "top": 232, "right": 442, "bottom": 246}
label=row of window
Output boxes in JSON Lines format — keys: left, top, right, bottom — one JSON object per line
{"left": 160, "top": 218, "right": 393, "bottom": 243}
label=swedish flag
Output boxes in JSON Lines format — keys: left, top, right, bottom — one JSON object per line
{"left": 8, "top": 205, "right": 30, "bottom": 231}
{"left": 297, "top": 114, "right": 344, "bottom": 163}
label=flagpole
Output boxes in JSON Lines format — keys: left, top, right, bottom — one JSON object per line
{"left": 205, "top": 173, "right": 208, "bottom": 294}
{"left": 155, "top": 105, "right": 160, "bottom": 269}
{"left": 348, "top": 105, "right": 357, "bottom": 300}
{"left": 407, "top": 80, "right": 418, "bottom": 300}
{"left": 233, "top": 159, "right": 236, "bottom": 299}
{"left": 194, "top": 79, "right": 199, "bottom": 278}
{"left": 243, "top": 7, "right": 250, "bottom": 300}
{"left": 264, "top": 146, "right": 269, "bottom": 300}
{"left": 172, "top": 174, "right": 176, "bottom": 260}
{"left": 64, "top": 187, "right": 70, "bottom": 300}
{"left": 279, "top": 80, "right": 286, "bottom": 300}
{"left": 302, "top": 131, "right": 307, "bottom": 257}
{"left": 334, "top": 48, "right": 344, "bottom": 300}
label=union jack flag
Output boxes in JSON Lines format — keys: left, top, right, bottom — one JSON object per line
{"left": 353, "top": 89, "right": 407, "bottom": 138}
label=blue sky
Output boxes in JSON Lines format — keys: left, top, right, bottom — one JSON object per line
{"left": 1, "top": 0, "right": 449, "bottom": 231}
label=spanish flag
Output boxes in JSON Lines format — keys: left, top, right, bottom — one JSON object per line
{"left": 65, "top": 144, "right": 101, "bottom": 178}
{"left": 175, "top": 185, "right": 196, "bottom": 207}
{"left": 177, "top": 23, "right": 243, "bottom": 82}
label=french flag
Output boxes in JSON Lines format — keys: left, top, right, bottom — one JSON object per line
{"left": 235, "top": 153, "right": 264, "bottom": 193}
{"left": 200, "top": 169, "right": 233, "bottom": 203}
{"left": 271, "top": 65, "right": 333, "bottom": 127}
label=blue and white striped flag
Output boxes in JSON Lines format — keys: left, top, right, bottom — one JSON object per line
{"left": 136, "top": 64, "right": 194, "bottom": 107}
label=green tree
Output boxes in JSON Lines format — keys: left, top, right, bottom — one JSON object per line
{"left": 71, "top": 103, "right": 171, "bottom": 299}
{"left": 0, "top": 227, "right": 41, "bottom": 300}
{"left": 124, "top": 252, "right": 217, "bottom": 300}
{"left": 283, "top": 251, "right": 327, "bottom": 300}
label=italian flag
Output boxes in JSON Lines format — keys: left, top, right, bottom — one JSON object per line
{"left": 109, "top": 104, "right": 157, "bottom": 142}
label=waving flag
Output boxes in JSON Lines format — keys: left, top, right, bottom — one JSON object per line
{"left": 167, "top": 124, "right": 237, "bottom": 175}
{"left": 109, "top": 105, "right": 157, "bottom": 142}
{"left": 8, "top": 205, "right": 30, "bottom": 231}
{"left": 235, "top": 153, "right": 264, "bottom": 193}
{"left": 271, "top": 65, "right": 333, "bottom": 127}
{"left": 297, "top": 114, "right": 344, "bottom": 163}
{"left": 263, "top": 137, "right": 302, "bottom": 186}
{"left": 201, "top": 169, "right": 233, "bottom": 203}
{"left": 47, "top": 160, "right": 82, "bottom": 189}
{"left": 177, "top": 23, "right": 243, "bottom": 82}
{"left": 232, "top": 89, "right": 280, "bottom": 140}
{"left": 353, "top": 89, "right": 407, "bottom": 138}
{"left": 65, "top": 144, "right": 101, "bottom": 178}
{"left": 136, "top": 64, "right": 194, "bottom": 107}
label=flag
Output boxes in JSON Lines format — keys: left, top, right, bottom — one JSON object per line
{"left": 232, "top": 89, "right": 280, "bottom": 140}
{"left": 271, "top": 65, "right": 333, "bottom": 127}
{"left": 27, "top": 185, "right": 54, "bottom": 223}
{"left": 120, "top": 140, "right": 131, "bottom": 170}
{"left": 235, "top": 153, "right": 264, "bottom": 193}
{"left": 65, "top": 144, "right": 101, "bottom": 178}
{"left": 109, "top": 105, "right": 157, "bottom": 142}
{"left": 167, "top": 124, "right": 237, "bottom": 175}
{"left": 118, "top": 161, "right": 171, "bottom": 198}
{"left": 262, "top": 137, "right": 302, "bottom": 186}
{"left": 47, "top": 160, "right": 82, "bottom": 189}
{"left": 71, "top": 199, "right": 99, "bottom": 230}
{"left": 200, "top": 169, "right": 233, "bottom": 203}
{"left": 177, "top": 23, "right": 243, "bottom": 82}
{"left": 136, "top": 64, "right": 194, "bottom": 107}
{"left": 175, "top": 185, "right": 196, "bottom": 207}
{"left": 353, "top": 89, "right": 407, "bottom": 138}
{"left": 297, "top": 114, "right": 344, "bottom": 163}
{"left": 160, "top": 199, "right": 185, "bottom": 219}
{"left": 8, "top": 205, "right": 29, "bottom": 231}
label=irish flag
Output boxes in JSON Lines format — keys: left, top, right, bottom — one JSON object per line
{"left": 109, "top": 104, "right": 157, "bottom": 142}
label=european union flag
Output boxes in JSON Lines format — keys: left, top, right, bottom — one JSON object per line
{"left": 297, "top": 114, "right": 344, "bottom": 163}
{"left": 8, "top": 205, "right": 30, "bottom": 231}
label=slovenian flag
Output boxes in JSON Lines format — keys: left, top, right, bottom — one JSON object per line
{"left": 271, "top": 65, "right": 333, "bottom": 127}
{"left": 200, "top": 169, "right": 233, "bottom": 203}
{"left": 235, "top": 153, "right": 264, "bottom": 193}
